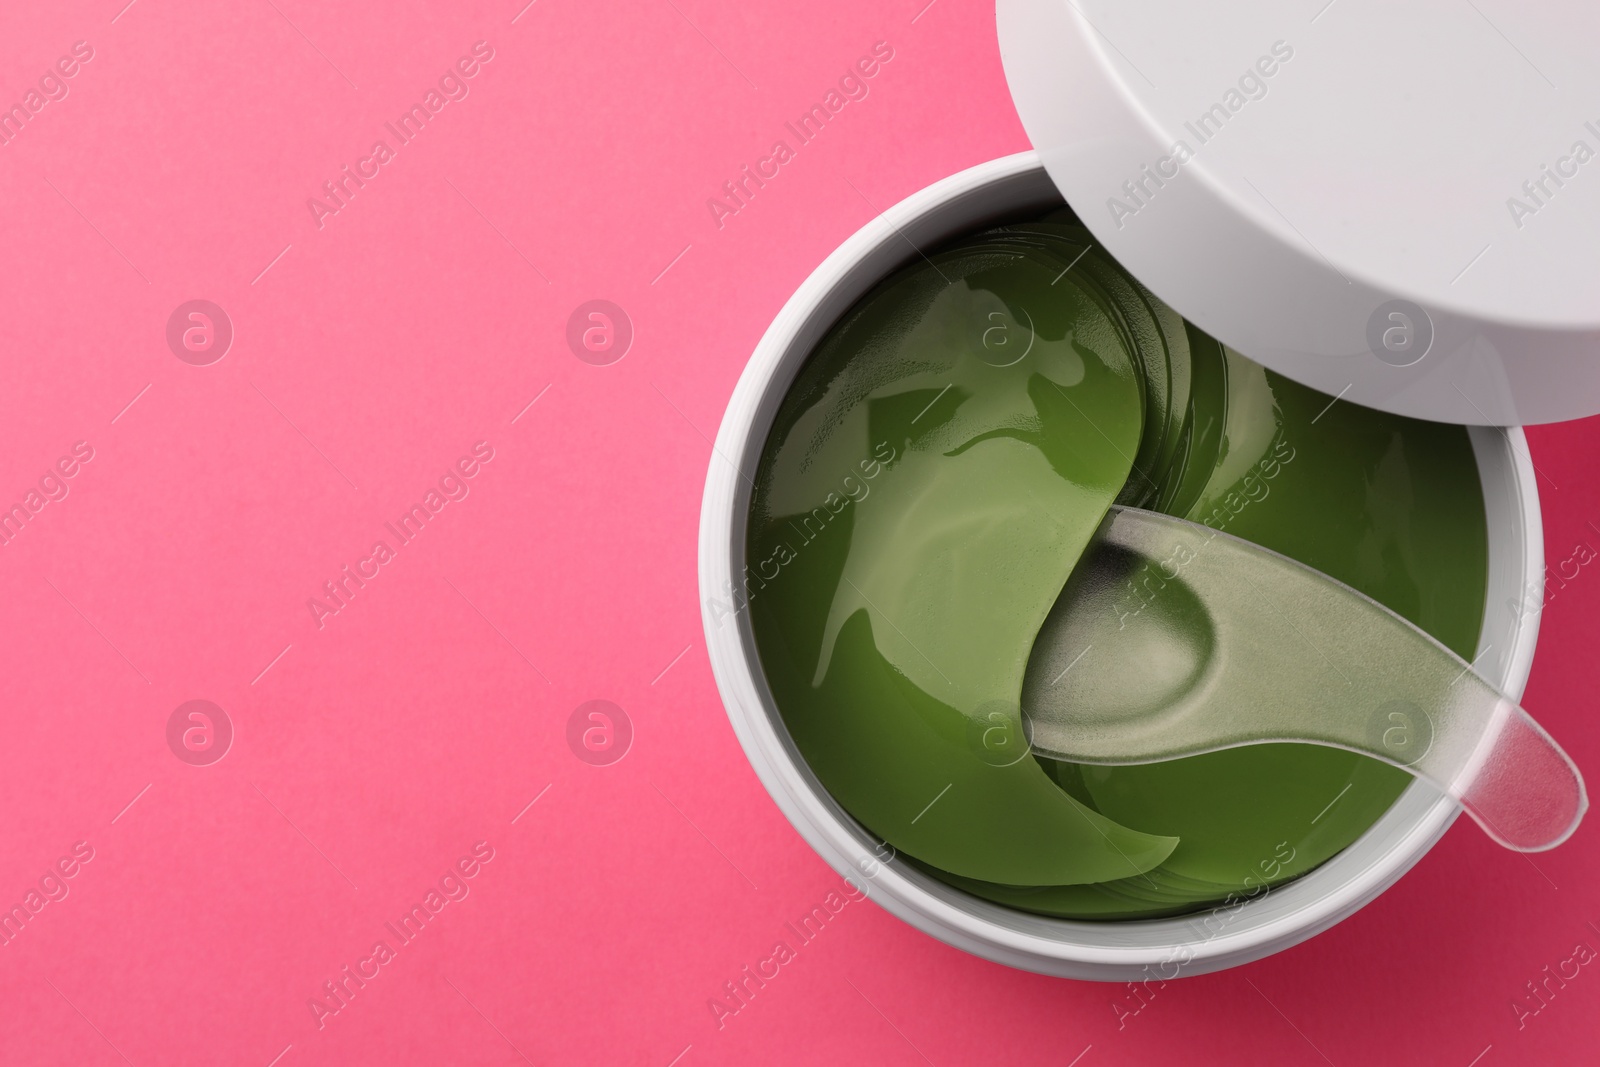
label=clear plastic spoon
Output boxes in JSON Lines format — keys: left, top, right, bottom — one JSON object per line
{"left": 1021, "top": 507, "right": 1588, "bottom": 852}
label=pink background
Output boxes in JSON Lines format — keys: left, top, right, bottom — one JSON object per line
{"left": 0, "top": 1, "right": 1596, "bottom": 1064}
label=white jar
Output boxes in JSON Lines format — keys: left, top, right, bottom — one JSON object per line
{"left": 698, "top": 151, "right": 1542, "bottom": 980}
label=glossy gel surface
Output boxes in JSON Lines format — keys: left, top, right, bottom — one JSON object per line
{"left": 746, "top": 214, "right": 1488, "bottom": 918}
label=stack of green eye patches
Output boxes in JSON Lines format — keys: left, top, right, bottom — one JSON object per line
{"left": 747, "top": 210, "right": 1489, "bottom": 919}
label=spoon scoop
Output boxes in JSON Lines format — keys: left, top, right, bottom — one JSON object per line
{"left": 1021, "top": 507, "right": 1588, "bottom": 852}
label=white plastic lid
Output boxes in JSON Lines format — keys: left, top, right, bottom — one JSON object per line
{"left": 998, "top": 0, "right": 1600, "bottom": 425}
